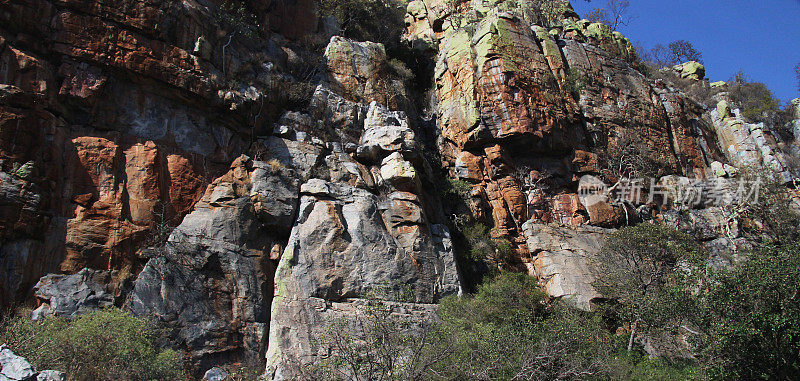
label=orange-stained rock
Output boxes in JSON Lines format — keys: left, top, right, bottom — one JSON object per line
{"left": 550, "top": 193, "right": 587, "bottom": 226}
{"left": 584, "top": 200, "right": 622, "bottom": 227}
{"left": 61, "top": 136, "right": 209, "bottom": 273}
{"left": 124, "top": 142, "right": 160, "bottom": 225}
{"left": 498, "top": 176, "right": 527, "bottom": 228}
{"left": 454, "top": 151, "right": 484, "bottom": 182}
{"left": 166, "top": 154, "right": 207, "bottom": 216}
{"left": 573, "top": 150, "right": 600, "bottom": 173}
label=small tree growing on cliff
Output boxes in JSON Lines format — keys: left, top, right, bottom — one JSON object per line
{"left": 585, "top": 0, "right": 633, "bottom": 30}
{"left": 592, "top": 224, "right": 703, "bottom": 352}
{"left": 639, "top": 40, "right": 703, "bottom": 68}
{"left": 667, "top": 40, "right": 703, "bottom": 64}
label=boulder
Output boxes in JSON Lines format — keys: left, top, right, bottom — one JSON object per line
{"left": 673, "top": 61, "right": 705, "bottom": 80}
{"left": 32, "top": 269, "right": 114, "bottom": 319}
{"left": 36, "top": 371, "right": 65, "bottom": 381}
{"left": 380, "top": 152, "right": 421, "bottom": 192}
{"left": 0, "top": 344, "right": 36, "bottom": 381}
{"left": 202, "top": 367, "right": 228, "bottom": 381}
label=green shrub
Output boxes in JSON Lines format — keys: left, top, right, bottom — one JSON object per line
{"left": 563, "top": 67, "right": 587, "bottom": 96}
{"left": 728, "top": 71, "right": 790, "bottom": 128}
{"left": 317, "top": 0, "right": 406, "bottom": 47}
{"left": 214, "top": 0, "right": 260, "bottom": 38}
{"left": 432, "top": 272, "right": 617, "bottom": 379}
{"left": 593, "top": 224, "right": 703, "bottom": 352}
{"left": 694, "top": 243, "right": 800, "bottom": 380}
{"left": 0, "top": 308, "right": 186, "bottom": 381}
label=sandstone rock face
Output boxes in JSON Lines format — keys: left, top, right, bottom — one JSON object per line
{"left": 128, "top": 153, "right": 310, "bottom": 370}
{"left": 2, "top": 0, "right": 800, "bottom": 378}
{"left": 423, "top": 2, "right": 721, "bottom": 266}
{"left": 265, "top": 81, "right": 461, "bottom": 379}
{"left": 522, "top": 222, "right": 610, "bottom": 310}
{"left": 0, "top": 0, "right": 322, "bottom": 310}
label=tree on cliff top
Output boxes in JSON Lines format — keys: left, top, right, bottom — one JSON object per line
{"left": 639, "top": 40, "right": 704, "bottom": 68}
{"left": 585, "top": 0, "right": 634, "bottom": 30}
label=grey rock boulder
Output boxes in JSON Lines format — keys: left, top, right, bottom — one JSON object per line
{"left": 35, "top": 371, "right": 65, "bottom": 381}
{"left": 32, "top": 268, "right": 113, "bottom": 319}
{"left": 203, "top": 367, "right": 228, "bottom": 381}
{"left": 0, "top": 344, "right": 36, "bottom": 381}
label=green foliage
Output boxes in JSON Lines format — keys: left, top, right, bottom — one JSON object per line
{"left": 306, "top": 299, "right": 437, "bottom": 380}
{"left": 728, "top": 71, "right": 789, "bottom": 127}
{"left": 734, "top": 167, "right": 800, "bottom": 244}
{"left": 443, "top": 177, "right": 472, "bottom": 200}
{"left": 215, "top": 0, "right": 260, "bottom": 38}
{"left": 317, "top": 0, "right": 406, "bottom": 47}
{"left": 606, "top": 353, "right": 702, "bottom": 380}
{"left": 460, "top": 223, "right": 515, "bottom": 268}
{"left": 593, "top": 224, "right": 703, "bottom": 343}
{"left": 563, "top": 67, "right": 587, "bottom": 96}
{"left": 433, "top": 273, "right": 616, "bottom": 379}
{"left": 0, "top": 308, "right": 186, "bottom": 381}
{"left": 694, "top": 243, "right": 800, "bottom": 380}
{"left": 313, "top": 272, "right": 702, "bottom": 380}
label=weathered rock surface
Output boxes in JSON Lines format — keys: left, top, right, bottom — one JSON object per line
{"left": 2, "top": 0, "right": 800, "bottom": 377}
{"left": 32, "top": 268, "right": 114, "bottom": 320}
{"left": 0, "top": 344, "right": 65, "bottom": 381}
{"left": 265, "top": 78, "right": 461, "bottom": 378}
{"left": 128, "top": 153, "right": 308, "bottom": 370}
{"left": 423, "top": 1, "right": 722, "bottom": 266}
{"left": 0, "top": 0, "right": 330, "bottom": 308}
{"left": 0, "top": 344, "right": 36, "bottom": 381}
{"left": 522, "top": 222, "right": 609, "bottom": 310}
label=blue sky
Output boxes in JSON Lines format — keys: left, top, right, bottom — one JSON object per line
{"left": 570, "top": 0, "right": 800, "bottom": 103}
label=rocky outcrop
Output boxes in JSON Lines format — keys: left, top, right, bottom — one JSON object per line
{"left": 265, "top": 78, "right": 461, "bottom": 379}
{"left": 522, "top": 222, "right": 610, "bottom": 310}
{"left": 0, "top": 0, "right": 329, "bottom": 311}
{"left": 128, "top": 149, "right": 315, "bottom": 370}
{"left": 31, "top": 268, "right": 114, "bottom": 320}
{"left": 415, "top": 1, "right": 722, "bottom": 268}
{"left": 324, "top": 37, "right": 409, "bottom": 109}
{"left": 2, "top": 0, "right": 800, "bottom": 377}
{"left": 0, "top": 344, "right": 65, "bottom": 381}
{"left": 673, "top": 61, "right": 706, "bottom": 81}
{"left": 711, "top": 100, "right": 796, "bottom": 182}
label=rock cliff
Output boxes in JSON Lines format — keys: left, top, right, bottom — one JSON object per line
{"left": 0, "top": 0, "right": 798, "bottom": 377}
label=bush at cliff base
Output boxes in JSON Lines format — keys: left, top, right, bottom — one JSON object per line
{"left": 0, "top": 307, "right": 185, "bottom": 381}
